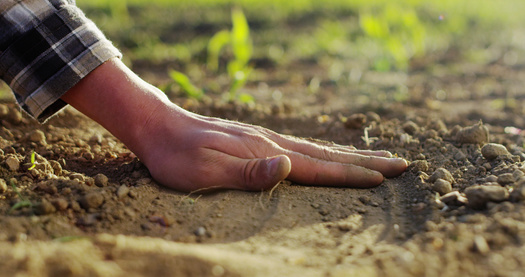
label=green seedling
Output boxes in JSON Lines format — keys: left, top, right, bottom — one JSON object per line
{"left": 207, "top": 7, "right": 254, "bottom": 102}
{"left": 28, "top": 151, "right": 36, "bottom": 170}
{"left": 169, "top": 70, "right": 204, "bottom": 100}
{"left": 9, "top": 179, "right": 32, "bottom": 214}
{"left": 359, "top": 4, "right": 426, "bottom": 71}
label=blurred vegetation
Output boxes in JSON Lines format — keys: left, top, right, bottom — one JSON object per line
{"left": 76, "top": 0, "right": 525, "bottom": 103}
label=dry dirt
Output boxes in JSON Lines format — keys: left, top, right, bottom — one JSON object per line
{"left": 0, "top": 55, "right": 525, "bottom": 277}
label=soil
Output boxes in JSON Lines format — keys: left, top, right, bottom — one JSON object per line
{"left": 2, "top": 15, "right": 525, "bottom": 277}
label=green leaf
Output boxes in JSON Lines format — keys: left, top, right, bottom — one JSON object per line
{"left": 28, "top": 151, "right": 36, "bottom": 170}
{"left": 360, "top": 13, "right": 389, "bottom": 39}
{"left": 229, "top": 66, "right": 253, "bottom": 98}
{"left": 238, "top": 93, "right": 255, "bottom": 104}
{"left": 169, "top": 70, "right": 204, "bottom": 99}
{"left": 207, "top": 30, "right": 231, "bottom": 72}
{"left": 231, "top": 7, "right": 252, "bottom": 67}
{"left": 9, "top": 200, "right": 32, "bottom": 213}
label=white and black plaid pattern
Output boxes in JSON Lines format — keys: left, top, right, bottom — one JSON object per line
{"left": 0, "top": 0, "right": 121, "bottom": 122}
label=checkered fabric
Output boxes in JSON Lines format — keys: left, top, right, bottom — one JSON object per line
{"left": 0, "top": 0, "right": 121, "bottom": 122}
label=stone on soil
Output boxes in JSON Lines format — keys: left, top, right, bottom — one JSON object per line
{"left": 440, "top": 191, "right": 468, "bottom": 206}
{"left": 80, "top": 192, "right": 105, "bottom": 209}
{"left": 344, "top": 113, "right": 367, "bottom": 129}
{"left": 497, "top": 173, "right": 515, "bottom": 185}
{"left": 481, "top": 143, "right": 511, "bottom": 160}
{"left": 402, "top": 121, "right": 419, "bottom": 135}
{"left": 409, "top": 160, "right": 429, "bottom": 172}
{"left": 28, "top": 130, "right": 46, "bottom": 145}
{"left": 51, "top": 198, "right": 69, "bottom": 211}
{"left": 455, "top": 122, "right": 489, "bottom": 145}
{"left": 510, "top": 178, "right": 525, "bottom": 201}
{"left": 429, "top": 168, "right": 455, "bottom": 184}
{"left": 5, "top": 155, "right": 19, "bottom": 171}
{"left": 0, "top": 179, "right": 6, "bottom": 193}
{"left": 465, "top": 185, "right": 509, "bottom": 210}
{"left": 34, "top": 199, "right": 56, "bottom": 215}
{"left": 117, "top": 185, "right": 130, "bottom": 199}
{"left": 433, "top": 179, "right": 452, "bottom": 195}
{"left": 94, "top": 173, "right": 109, "bottom": 187}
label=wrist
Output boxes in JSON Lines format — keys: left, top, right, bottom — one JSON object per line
{"left": 61, "top": 58, "right": 176, "bottom": 159}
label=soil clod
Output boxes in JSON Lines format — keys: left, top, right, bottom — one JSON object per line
{"left": 80, "top": 192, "right": 105, "bottom": 209}
{"left": 433, "top": 179, "right": 453, "bottom": 195}
{"left": 465, "top": 185, "right": 510, "bottom": 210}
{"left": 481, "top": 143, "right": 511, "bottom": 160}
{"left": 455, "top": 122, "right": 489, "bottom": 145}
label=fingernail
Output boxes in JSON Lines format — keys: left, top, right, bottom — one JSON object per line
{"left": 267, "top": 156, "right": 282, "bottom": 177}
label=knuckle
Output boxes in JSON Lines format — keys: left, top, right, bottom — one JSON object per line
{"left": 241, "top": 159, "right": 259, "bottom": 188}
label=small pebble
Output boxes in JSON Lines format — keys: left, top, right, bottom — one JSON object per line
{"left": 0, "top": 105, "right": 8, "bottom": 117}
{"left": 428, "top": 119, "right": 447, "bottom": 133}
{"left": 454, "top": 150, "right": 467, "bottom": 161}
{"left": 358, "top": 195, "right": 371, "bottom": 205}
{"left": 51, "top": 198, "right": 69, "bottom": 211}
{"left": 485, "top": 175, "right": 498, "bottom": 183}
{"left": 34, "top": 199, "right": 56, "bottom": 215}
{"left": 433, "top": 179, "right": 452, "bottom": 195}
{"left": 510, "top": 178, "right": 525, "bottom": 201}
{"left": 70, "top": 173, "right": 84, "bottom": 181}
{"left": 513, "top": 170, "right": 524, "bottom": 181}
{"left": 465, "top": 185, "right": 509, "bottom": 210}
{"left": 94, "top": 173, "right": 108, "bottom": 187}
{"left": 409, "top": 160, "right": 429, "bottom": 172}
{"left": 195, "top": 226, "right": 207, "bottom": 237}
{"left": 429, "top": 168, "right": 455, "bottom": 184}
{"left": 5, "top": 155, "right": 20, "bottom": 171}
{"left": 497, "top": 173, "right": 515, "bottom": 185}
{"left": 28, "top": 130, "right": 46, "bottom": 145}
{"left": 366, "top": 112, "right": 381, "bottom": 122}
{"left": 344, "top": 113, "right": 367, "bottom": 129}
{"left": 116, "top": 185, "right": 130, "bottom": 199}
{"left": 402, "top": 121, "right": 419, "bottom": 135}
{"left": 440, "top": 191, "right": 468, "bottom": 206}
{"left": 90, "top": 133, "right": 103, "bottom": 145}
{"left": 455, "top": 122, "right": 489, "bottom": 145}
{"left": 80, "top": 192, "right": 105, "bottom": 209}
{"left": 473, "top": 235, "right": 490, "bottom": 255}
{"left": 415, "top": 153, "right": 426, "bottom": 160}
{"left": 137, "top": 178, "right": 152, "bottom": 186}
{"left": 481, "top": 143, "right": 510, "bottom": 160}
{"left": 0, "top": 179, "right": 7, "bottom": 193}
{"left": 49, "top": 160, "right": 62, "bottom": 175}
{"left": 8, "top": 109, "right": 22, "bottom": 124}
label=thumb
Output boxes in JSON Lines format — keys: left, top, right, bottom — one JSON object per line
{"left": 240, "top": 155, "right": 291, "bottom": 190}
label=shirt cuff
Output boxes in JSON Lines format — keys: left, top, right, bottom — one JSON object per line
{"left": 0, "top": 2, "right": 122, "bottom": 122}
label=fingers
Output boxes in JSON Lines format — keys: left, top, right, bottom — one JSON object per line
{"left": 271, "top": 134, "right": 395, "bottom": 161}
{"left": 181, "top": 150, "right": 292, "bottom": 191}
{"left": 285, "top": 151, "right": 407, "bottom": 187}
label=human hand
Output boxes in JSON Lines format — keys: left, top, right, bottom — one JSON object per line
{"left": 137, "top": 104, "right": 408, "bottom": 192}
{"left": 62, "top": 58, "right": 408, "bottom": 192}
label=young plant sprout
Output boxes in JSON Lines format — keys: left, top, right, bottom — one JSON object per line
{"left": 28, "top": 151, "right": 36, "bottom": 170}
{"left": 361, "top": 125, "right": 379, "bottom": 147}
{"left": 9, "top": 179, "right": 32, "bottom": 213}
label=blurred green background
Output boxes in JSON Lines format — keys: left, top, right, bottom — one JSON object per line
{"left": 76, "top": 0, "right": 525, "bottom": 69}
{"left": 3, "top": 0, "right": 525, "bottom": 105}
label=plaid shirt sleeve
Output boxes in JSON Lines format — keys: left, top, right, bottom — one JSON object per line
{"left": 0, "top": 0, "right": 121, "bottom": 122}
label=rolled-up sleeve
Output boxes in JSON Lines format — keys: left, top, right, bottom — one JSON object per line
{"left": 0, "top": 0, "right": 121, "bottom": 122}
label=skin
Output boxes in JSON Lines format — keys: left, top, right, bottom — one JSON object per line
{"left": 61, "top": 58, "right": 408, "bottom": 192}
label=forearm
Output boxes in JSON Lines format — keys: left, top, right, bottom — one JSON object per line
{"left": 60, "top": 58, "right": 174, "bottom": 157}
